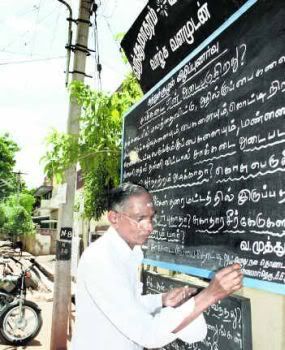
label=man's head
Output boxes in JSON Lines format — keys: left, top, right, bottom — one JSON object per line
{"left": 107, "top": 183, "right": 155, "bottom": 248}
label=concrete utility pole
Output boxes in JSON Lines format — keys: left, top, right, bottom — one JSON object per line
{"left": 50, "top": 1, "right": 94, "bottom": 349}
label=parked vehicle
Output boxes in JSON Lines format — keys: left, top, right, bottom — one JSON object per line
{"left": 0, "top": 256, "right": 42, "bottom": 346}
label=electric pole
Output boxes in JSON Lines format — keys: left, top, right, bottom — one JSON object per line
{"left": 50, "top": 1, "right": 94, "bottom": 349}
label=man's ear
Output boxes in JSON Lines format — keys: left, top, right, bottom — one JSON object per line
{"left": 107, "top": 210, "right": 119, "bottom": 225}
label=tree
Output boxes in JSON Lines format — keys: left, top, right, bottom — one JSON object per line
{"left": 5, "top": 192, "right": 35, "bottom": 215}
{"left": 0, "top": 134, "right": 35, "bottom": 239}
{"left": 0, "top": 205, "right": 5, "bottom": 228}
{"left": 0, "top": 193, "right": 35, "bottom": 240}
{"left": 0, "top": 134, "right": 19, "bottom": 200}
{"left": 42, "top": 73, "right": 142, "bottom": 220}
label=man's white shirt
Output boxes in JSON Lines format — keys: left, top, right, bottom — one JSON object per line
{"left": 71, "top": 226, "right": 207, "bottom": 349}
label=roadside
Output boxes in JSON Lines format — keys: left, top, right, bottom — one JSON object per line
{"left": 0, "top": 254, "right": 75, "bottom": 350}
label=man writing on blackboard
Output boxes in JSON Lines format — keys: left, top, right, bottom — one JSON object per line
{"left": 72, "top": 183, "right": 243, "bottom": 349}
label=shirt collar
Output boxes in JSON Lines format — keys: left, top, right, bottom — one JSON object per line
{"left": 107, "top": 226, "right": 143, "bottom": 264}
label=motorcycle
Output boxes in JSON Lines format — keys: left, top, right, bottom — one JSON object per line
{"left": 0, "top": 255, "right": 43, "bottom": 346}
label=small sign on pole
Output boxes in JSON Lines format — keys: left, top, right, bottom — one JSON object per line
{"left": 59, "top": 227, "right": 72, "bottom": 241}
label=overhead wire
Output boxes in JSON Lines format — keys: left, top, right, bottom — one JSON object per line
{"left": 0, "top": 49, "right": 42, "bottom": 56}
{"left": 88, "top": 0, "right": 136, "bottom": 91}
{"left": 0, "top": 5, "right": 39, "bottom": 26}
{"left": 48, "top": 5, "right": 64, "bottom": 56}
{"left": 0, "top": 2, "right": 62, "bottom": 55}
{"left": 87, "top": 0, "right": 138, "bottom": 91}
{"left": 1, "top": 29, "right": 33, "bottom": 53}
{"left": 56, "top": 0, "right": 73, "bottom": 86}
{"left": 30, "top": 0, "right": 43, "bottom": 56}
{"left": 99, "top": 0, "right": 118, "bottom": 19}
{"left": 0, "top": 0, "right": 73, "bottom": 93}
{"left": 0, "top": 56, "right": 65, "bottom": 66}
{"left": 103, "top": 16, "right": 122, "bottom": 54}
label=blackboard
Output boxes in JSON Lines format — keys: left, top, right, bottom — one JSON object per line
{"left": 142, "top": 271, "right": 252, "bottom": 350}
{"left": 121, "top": 0, "right": 247, "bottom": 93}
{"left": 122, "top": 0, "right": 285, "bottom": 294}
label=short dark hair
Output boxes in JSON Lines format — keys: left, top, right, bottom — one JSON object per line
{"left": 107, "top": 182, "right": 150, "bottom": 211}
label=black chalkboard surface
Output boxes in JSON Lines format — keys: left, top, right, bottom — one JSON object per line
{"left": 121, "top": 0, "right": 247, "bottom": 93}
{"left": 122, "top": 0, "right": 285, "bottom": 294}
{"left": 142, "top": 271, "right": 252, "bottom": 350}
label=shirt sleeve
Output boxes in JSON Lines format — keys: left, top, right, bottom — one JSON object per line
{"left": 176, "top": 316, "right": 207, "bottom": 344}
{"left": 82, "top": 253, "right": 206, "bottom": 349}
{"left": 174, "top": 301, "right": 207, "bottom": 344}
{"left": 138, "top": 286, "right": 207, "bottom": 344}
{"left": 138, "top": 281, "right": 163, "bottom": 314}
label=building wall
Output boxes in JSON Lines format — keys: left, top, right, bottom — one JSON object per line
{"left": 240, "top": 287, "right": 285, "bottom": 350}
{"left": 23, "top": 229, "right": 57, "bottom": 255}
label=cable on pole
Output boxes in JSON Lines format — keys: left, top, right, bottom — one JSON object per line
{"left": 66, "top": 43, "right": 95, "bottom": 56}
{"left": 92, "top": 1, "right": 102, "bottom": 90}
{"left": 57, "top": 0, "right": 73, "bottom": 86}
{"left": 69, "top": 69, "right": 93, "bottom": 78}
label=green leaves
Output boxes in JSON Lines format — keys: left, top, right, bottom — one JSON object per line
{"left": 42, "top": 74, "right": 143, "bottom": 220}
{"left": 41, "top": 130, "right": 79, "bottom": 182}
{"left": 0, "top": 135, "right": 35, "bottom": 238}
{"left": 0, "top": 134, "right": 19, "bottom": 200}
{"left": 1, "top": 205, "right": 35, "bottom": 238}
{"left": 0, "top": 192, "right": 35, "bottom": 238}
{"left": 6, "top": 193, "right": 35, "bottom": 215}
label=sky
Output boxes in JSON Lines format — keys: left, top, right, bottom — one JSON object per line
{"left": 0, "top": 0, "right": 147, "bottom": 189}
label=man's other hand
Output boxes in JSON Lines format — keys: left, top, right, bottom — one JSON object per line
{"left": 162, "top": 286, "right": 198, "bottom": 307}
